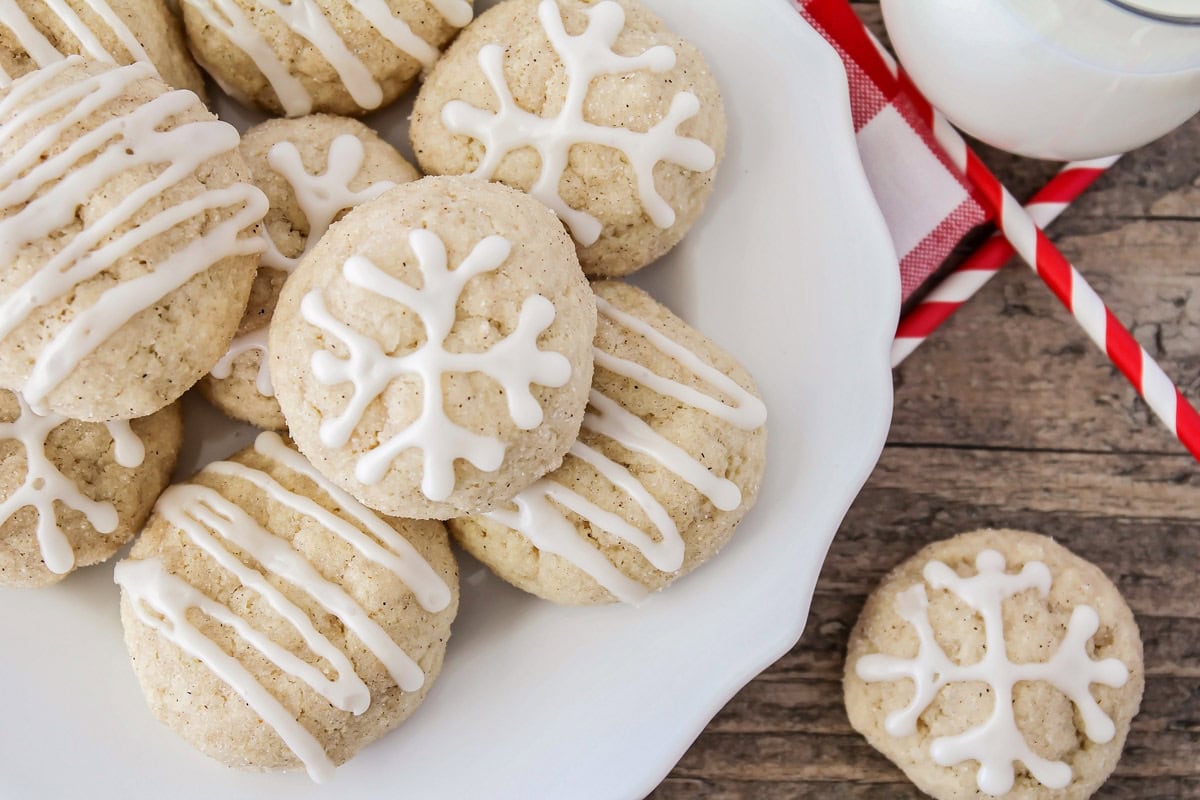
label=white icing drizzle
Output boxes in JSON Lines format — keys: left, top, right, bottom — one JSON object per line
{"left": 0, "top": 0, "right": 152, "bottom": 88}
{"left": 261, "top": 134, "right": 398, "bottom": 274}
{"left": 160, "top": 484, "right": 402, "bottom": 704}
{"left": 44, "top": 0, "right": 119, "bottom": 62}
{"left": 0, "top": 392, "right": 146, "bottom": 574}
{"left": 441, "top": 0, "right": 716, "bottom": 247}
{"left": 0, "top": 58, "right": 268, "bottom": 410}
{"left": 214, "top": 133, "right": 397, "bottom": 398}
{"left": 0, "top": 2, "right": 63, "bottom": 80}
{"left": 59, "top": 0, "right": 150, "bottom": 64}
{"left": 184, "top": 0, "right": 312, "bottom": 116}
{"left": 486, "top": 435, "right": 677, "bottom": 605}
{"left": 230, "top": 431, "right": 453, "bottom": 613}
{"left": 182, "top": 0, "right": 473, "bottom": 117}
{"left": 113, "top": 431, "right": 451, "bottom": 783}
{"left": 246, "top": 0, "right": 381, "bottom": 109}
{"left": 300, "top": 229, "right": 571, "bottom": 500}
{"left": 106, "top": 417, "right": 145, "bottom": 467}
{"left": 116, "top": 556, "right": 338, "bottom": 783}
{"left": 484, "top": 294, "right": 766, "bottom": 604}
{"left": 211, "top": 326, "right": 273, "bottom": 396}
{"left": 592, "top": 296, "right": 766, "bottom": 430}
{"left": 426, "top": 0, "right": 472, "bottom": 28}
{"left": 583, "top": 389, "right": 740, "bottom": 511}
{"left": 855, "top": 550, "right": 1131, "bottom": 796}
{"left": 345, "top": 0, "right": 439, "bottom": 74}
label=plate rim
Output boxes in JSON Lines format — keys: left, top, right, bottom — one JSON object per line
{"left": 0, "top": 1, "right": 900, "bottom": 796}
{"left": 625, "top": 1, "right": 899, "bottom": 795}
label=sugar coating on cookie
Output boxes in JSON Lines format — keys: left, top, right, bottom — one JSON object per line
{"left": 0, "top": 58, "right": 267, "bottom": 422}
{"left": 201, "top": 114, "right": 421, "bottom": 431}
{"left": 0, "top": 0, "right": 207, "bottom": 97}
{"left": 115, "top": 431, "right": 458, "bottom": 782}
{"left": 0, "top": 389, "right": 181, "bottom": 587}
{"left": 270, "top": 176, "right": 595, "bottom": 519}
{"left": 411, "top": 0, "right": 726, "bottom": 278}
{"left": 449, "top": 281, "right": 766, "bottom": 604}
{"left": 844, "top": 529, "right": 1144, "bottom": 800}
{"left": 181, "top": 0, "right": 473, "bottom": 117}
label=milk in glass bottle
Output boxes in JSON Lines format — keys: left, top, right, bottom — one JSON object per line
{"left": 880, "top": 0, "right": 1200, "bottom": 159}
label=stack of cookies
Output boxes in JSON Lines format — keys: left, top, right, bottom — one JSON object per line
{"left": 0, "top": 0, "right": 769, "bottom": 782}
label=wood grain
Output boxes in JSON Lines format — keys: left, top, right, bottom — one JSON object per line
{"left": 649, "top": 5, "right": 1200, "bottom": 797}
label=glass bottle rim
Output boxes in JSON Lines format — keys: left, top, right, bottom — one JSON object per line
{"left": 1105, "top": 0, "right": 1200, "bottom": 25}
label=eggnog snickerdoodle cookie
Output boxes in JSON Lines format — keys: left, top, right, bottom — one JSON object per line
{"left": 0, "top": 389, "right": 181, "bottom": 588}
{"left": 411, "top": 0, "right": 726, "bottom": 277}
{"left": 116, "top": 432, "right": 459, "bottom": 781}
{"left": 0, "top": 58, "right": 266, "bottom": 421}
{"left": 0, "top": 0, "right": 206, "bottom": 97}
{"left": 845, "top": 529, "right": 1144, "bottom": 800}
{"left": 449, "top": 280, "right": 767, "bottom": 604}
{"left": 201, "top": 114, "right": 420, "bottom": 430}
{"left": 181, "top": 0, "right": 474, "bottom": 116}
{"left": 270, "top": 176, "right": 595, "bottom": 519}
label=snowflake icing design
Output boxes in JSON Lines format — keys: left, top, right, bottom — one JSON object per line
{"left": 856, "top": 550, "right": 1130, "bottom": 796}
{"left": 300, "top": 229, "right": 571, "bottom": 501}
{"left": 212, "top": 134, "right": 397, "bottom": 397}
{"left": 0, "top": 394, "right": 144, "bottom": 574}
{"left": 440, "top": 0, "right": 716, "bottom": 247}
{"left": 259, "top": 134, "right": 397, "bottom": 275}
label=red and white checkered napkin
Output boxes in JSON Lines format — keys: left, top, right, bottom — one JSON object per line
{"left": 796, "top": 0, "right": 991, "bottom": 301}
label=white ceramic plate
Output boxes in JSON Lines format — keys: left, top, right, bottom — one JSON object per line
{"left": 0, "top": 2, "right": 899, "bottom": 797}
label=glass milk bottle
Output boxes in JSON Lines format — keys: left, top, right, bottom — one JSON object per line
{"left": 880, "top": 0, "right": 1200, "bottom": 160}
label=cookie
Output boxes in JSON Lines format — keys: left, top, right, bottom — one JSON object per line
{"left": 115, "top": 431, "right": 459, "bottom": 781}
{"left": 449, "top": 280, "right": 767, "bottom": 604}
{"left": 0, "top": 389, "right": 181, "bottom": 588}
{"left": 844, "top": 529, "right": 1144, "bottom": 800}
{"left": 0, "top": 0, "right": 207, "bottom": 98}
{"left": 201, "top": 114, "right": 421, "bottom": 430}
{"left": 270, "top": 176, "right": 596, "bottom": 519}
{"left": 411, "top": 0, "right": 726, "bottom": 277}
{"left": 0, "top": 58, "right": 267, "bottom": 421}
{"left": 181, "top": 0, "right": 473, "bottom": 117}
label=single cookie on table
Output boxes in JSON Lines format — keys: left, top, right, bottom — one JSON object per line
{"left": 200, "top": 114, "right": 421, "bottom": 431}
{"left": 115, "top": 431, "right": 459, "bottom": 782}
{"left": 0, "top": 0, "right": 207, "bottom": 98}
{"left": 271, "top": 176, "right": 595, "bottom": 519}
{"left": 844, "top": 529, "right": 1144, "bottom": 800}
{"left": 180, "top": 0, "right": 473, "bottom": 117}
{"left": 411, "top": 0, "right": 726, "bottom": 278}
{"left": 449, "top": 280, "right": 767, "bottom": 604}
{"left": 0, "top": 57, "right": 267, "bottom": 422}
{"left": 0, "top": 389, "right": 182, "bottom": 588}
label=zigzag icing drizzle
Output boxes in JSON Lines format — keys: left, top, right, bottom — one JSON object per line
{"left": 484, "top": 294, "right": 766, "bottom": 603}
{"left": 0, "top": 392, "right": 145, "bottom": 574}
{"left": 114, "top": 431, "right": 452, "bottom": 783}
{"left": 0, "top": 58, "right": 267, "bottom": 410}
{"left": 183, "top": 0, "right": 472, "bottom": 116}
{"left": 211, "top": 133, "right": 398, "bottom": 398}
{"left": 0, "top": 0, "right": 152, "bottom": 87}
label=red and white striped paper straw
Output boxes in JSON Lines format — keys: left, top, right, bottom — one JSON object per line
{"left": 870, "top": 33, "right": 1200, "bottom": 459}
{"left": 892, "top": 156, "right": 1119, "bottom": 366}
{"left": 953, "top": 140, "right": 1200, "bottom": 458}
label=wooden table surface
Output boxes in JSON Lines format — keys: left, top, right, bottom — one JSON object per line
{"left": 651, "top": 5, "right": 1200, "bottom": 798}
